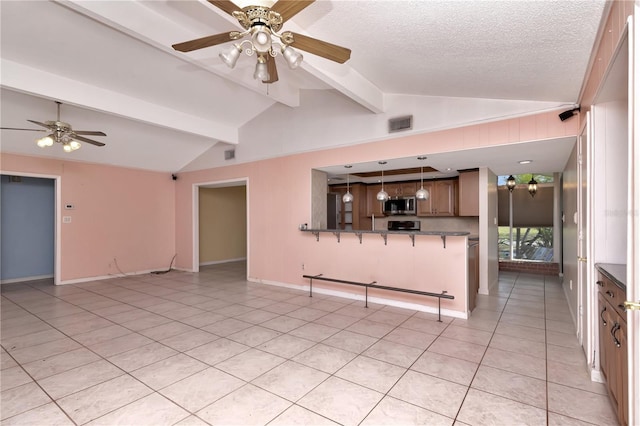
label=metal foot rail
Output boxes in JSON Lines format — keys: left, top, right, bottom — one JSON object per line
{"left": 302, "top": 274, "right": 454, "bottom": 322}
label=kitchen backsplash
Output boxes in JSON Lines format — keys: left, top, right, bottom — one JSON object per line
{"left": 375, "top": 216, "right": 479, "bottom": 234}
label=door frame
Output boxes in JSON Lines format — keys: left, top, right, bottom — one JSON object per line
{"left": 191, "top": 177, "right": 249, "bottom": 276}
{"left": 627, "top": 9, "right": 638, "bottom": 425}
{"left": 0, "top": 170, "right": 61, "bottom": 285}
{"left": 577, "top": 113, "right": 593, "bottom": 357}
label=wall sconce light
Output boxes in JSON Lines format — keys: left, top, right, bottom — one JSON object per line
{"left": 559, "top": 107, "right": 580, "bottom": 121}
{"left": 342, "top": 165, "right": 354, "bottom": 203}
{"left": 528, "top": 176, "right": 538, "bottom": 197}
{"left": 506, "top": 175, "right": 516, "bottom": 192}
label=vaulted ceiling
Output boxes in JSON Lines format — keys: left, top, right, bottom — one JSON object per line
{"left": 1, "top": 0, "right": 607, "bottom": 173}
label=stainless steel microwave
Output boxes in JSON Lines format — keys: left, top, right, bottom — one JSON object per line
{"left": 383, "top": 196, "right": 416, "bottom": 215}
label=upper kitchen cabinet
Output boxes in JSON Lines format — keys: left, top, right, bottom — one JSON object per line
{"left": 458, "top": 170, "right": 479, "bottom": 216}
{"left": 385, "top": 182, "right": 417, "bottom": 198}
{"left": 366, "top": 184, "right": 385, "bottom": 218}
{"left": 417, "top": 179, "right": 458, "bottom": 216}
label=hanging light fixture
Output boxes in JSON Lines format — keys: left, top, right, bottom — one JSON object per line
{"left": 342, "top": 165, "right": 354, "bottom": 203}
{"left": 253, "top": 55, "right": 270, "bottom": 81}
{"left": 415, "top": 156, "right": 430, "bottom": 200}
{"left": 528, "top": 175, "right": 538, "bottom": 197}
{"left": 216, "top": 15, "right": 304, "bottom": 83}
{"left": 506, "top": 175, "right": 516, "bottom": 192}
{"left": 376, "top": 161, "right": 389, "bottom": 202}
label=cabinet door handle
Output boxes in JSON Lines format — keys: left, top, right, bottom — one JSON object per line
{"left": 600, "top": 306, "right": 607, "bottom": 326}
{"left": 610, "top": 322, "right": 621, "bottom": 348}
{"left": 618, "top": 303, "right": 627, "bottom": 312}
{"left": 596, "top": 280, "right": 604, "bottom": 287}
{"left": 605, "top": 290, "right": 614, "bottom": 298}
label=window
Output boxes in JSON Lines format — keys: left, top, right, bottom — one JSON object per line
{"left": 498, "top": 174, "right": 554, "bottom": 261}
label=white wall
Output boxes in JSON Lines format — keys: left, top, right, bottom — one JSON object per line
{"left": 592, "top": 100, "right": 629, "bottom": 264}
{"left": 562, "top": 142, "right": 579, "bottom": 323}
{"left": 479, "top": 167, "right": 499, "bottom": 294}
{"left": 181, "top": 90, "right": 572, "bottom": 172}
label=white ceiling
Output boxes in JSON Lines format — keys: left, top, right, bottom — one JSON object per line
{"left": 0, "top": 0, "right": 606, "bottom": 174}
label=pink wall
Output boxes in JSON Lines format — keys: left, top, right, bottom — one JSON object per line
{"left": 0, "top": 109, "right": 577, "bottom": 302}
{"left": 1, "top": 154, "right": 175, "bottom": 282}
{"left": 580, "top": 0, "right": 634, "bottom": 111}
{"left": 174, "top": 111, "right": 578, "bottom": 312}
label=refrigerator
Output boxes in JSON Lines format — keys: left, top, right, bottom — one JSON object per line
{"left": 327, "top": 193, "right": 341, "bottom": 229}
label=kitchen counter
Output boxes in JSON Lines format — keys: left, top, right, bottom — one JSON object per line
{"left": 302, "top": 229, "right": 470, "bottom": 236}
{"left": 299, "top": 228, "right": 470, "bottom": 317}
{"left": 301, "top": 228, "right": 470, "bottom": 247}
{"left": 595, "top": 263, "right": 626, "bottom": 291}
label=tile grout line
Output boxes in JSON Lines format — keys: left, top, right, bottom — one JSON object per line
{"left": 449, "top": 272, "right": 518, "bottom": 423}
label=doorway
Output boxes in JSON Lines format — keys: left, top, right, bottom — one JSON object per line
{"left": 0, "top": 173, "right": 60, "bottom": 284}
{"left": 192, "top": 179, "right": 248, "bottom": 277}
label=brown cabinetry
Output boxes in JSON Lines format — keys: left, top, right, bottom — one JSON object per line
{"left": 328, "top": 183, "right": 365, "bottom": 230}
{"left": 596, "top": 269, "right": 628, "bottom": 426}
{"left": 417, "top": 180, "right": 458, "bottom": 216}
{"left": 366, "top": 184, "right": 384, "bottom": 218}
{"left": 459, "top": 170, "right": 479, "bottom": 216}
{"left": 468, "top": 241, "right": 479, "bottom": 311}
{"left": 385, "top": 182, "right": 417, "bottom": 198}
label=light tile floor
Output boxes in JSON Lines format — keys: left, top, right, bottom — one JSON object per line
{"left": 1, "top": 262, "right": 620, "bottom": 425}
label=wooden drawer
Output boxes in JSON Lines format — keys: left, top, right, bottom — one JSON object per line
{"left": 597, "top": 273, "right": 626, "bottom": 318}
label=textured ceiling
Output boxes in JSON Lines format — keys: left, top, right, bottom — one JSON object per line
{"left": 0, "top": 0, "right": 607, "bottom": 173}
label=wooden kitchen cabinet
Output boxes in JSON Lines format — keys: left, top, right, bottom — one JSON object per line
{"left": 458, "top": 170, "right": 479, "bottom": 216}
{"left": 328, "top": 183, "right": 365, "bottom": 230}
{"left": 366, "top": 184, "right": 384, "bottom": 218}
{"left": 596, "top": 267, "right": 628, "bottom": 426}
{"left": 380, "top": 182, "right": 417, "bottom": 198}
{"left": 417, "top": 179, "right": 458, "bottom": 216}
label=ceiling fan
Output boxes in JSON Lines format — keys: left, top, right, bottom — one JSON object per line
{"left": 172, "top": 0, "right": 351, "bottom": 84}
{"left": 1, "top": 101, "right": 106, "bottom": 152}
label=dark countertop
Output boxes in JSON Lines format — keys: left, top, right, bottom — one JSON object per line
{"left": 302, "top": 229, "right": 471, "bottom": 236}
{"left": 595, "top": 263, "right": 626, "bottom": 291}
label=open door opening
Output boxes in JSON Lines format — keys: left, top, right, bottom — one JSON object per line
{"left": 0, "top": 174, "right": 59, "bottom": 285}
{"left": 193, "top": 180, "right": 248, "bottom": 279}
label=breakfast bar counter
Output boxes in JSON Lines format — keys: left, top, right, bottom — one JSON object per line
{"left": 298, "top": 229, "right": 472, "bottom": 318}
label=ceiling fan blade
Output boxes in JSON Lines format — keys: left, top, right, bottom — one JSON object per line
{"left": 263, "top": 55, "right": 279, "bottom": 84}
{"left": 72, "top": 135, "right": 105, "bottom": 147}
{"left": 172, "top": 32, "right": 234, "bottom": 52}
{"left": 74, "top": 130, "right": 107, "bottom": 136}
{"left": 288, "top": 32, "right": 351, "bottom": 63}
{"left": 207, "top": 0, "right": 239, "bottom": 16}
{"left": 0, "top": 127, "right": 46, "bottom": 132}
{"left": 270, "top": 0, "right": 315, "bottom": 23}
{"left": 27, "top": 119, "right": 54, "bottom": 129}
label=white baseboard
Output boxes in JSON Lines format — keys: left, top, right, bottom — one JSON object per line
{"left": 1, "top": 274, "right": 53, "bottom": 285}
{"left": 590, "top": 368, "right": 605, "bottom": 383}
{"left": 248, "top": 277, "right": 468, "bottom": 319}
{"left": 59, "top": 268, "right": 162, "bottom": 285}
{"left": 200, "top": 258, "right": 247, "bottom": 266}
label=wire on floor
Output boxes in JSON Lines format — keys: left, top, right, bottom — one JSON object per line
{"left": 151, "top": 254, "right": 177, "bottom": 275}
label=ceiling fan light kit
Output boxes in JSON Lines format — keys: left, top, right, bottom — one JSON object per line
{"left": 173, "top": 0, "right": 351, "bottom": 84}
{"left": 1, "top": 101, "right": 106, "bottom": 153}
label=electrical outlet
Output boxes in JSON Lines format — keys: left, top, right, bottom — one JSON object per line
{"left": 301, "top": 263, "right": 305, "bottom": 270}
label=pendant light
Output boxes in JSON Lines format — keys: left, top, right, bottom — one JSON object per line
{"left": 506, "top": 175, "right": 516, "bottom": 192}
{"left": 415, "top": 156, "right": 430, "bottom": 200}
{"left": 528, "top": 174, "right": 538, "bottom": 198}
{"left": 376, "top": 161, "right": 389, "bottom": 201}
{"left": 342, "top": 165, "right": 354, "bottom": 203}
